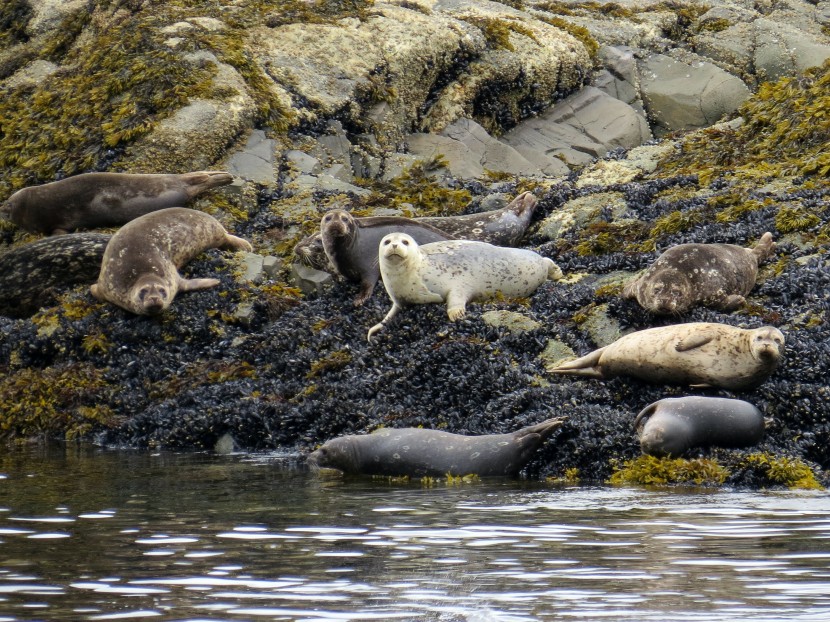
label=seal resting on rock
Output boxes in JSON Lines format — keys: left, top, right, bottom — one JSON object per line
{"left": 634, "top": 396, "right": 766, "bottom": 458}
{"left": 320, "top": 209, "right": 452, "bottom": 305}
{"left": 622, "top": 233, "right": 775, "bottom": 314}
{"left": 296, "top": 191, "right": 539, "bottom": 271}
{"left": 548, "top": 322, "right": 784, "bottom": 391}
{"left": 0, "top": 232, "right": 111, "bottom": 318}
{"left": 368, "top": 233, "right": 563, "bottom": 341}
{"left": 306, "top": 417, "right": 567, "bottom": 477}
{"left": 2, "top": 171, "right": 234, "bottom": 235}
{"left": 90, "top": 207, "right": 252, "bottom": 315}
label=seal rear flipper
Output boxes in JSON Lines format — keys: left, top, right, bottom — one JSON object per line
{"left": 90, "top": 283, "right": 103, "bottom": 300}
{"left": 633, "top": 402, "right": 659, "bottom": 431}
{"left": 178, "top": 277, "right": 220, "bottom": 292}
{"left": 751, "top": 231, "right": 775, "bottom": 263}
{"left": 510, "top": 434, "right": 546, "bottom": 473}
{"left": 517, "top": 416, "right": 567, "bottom": 440}
{"left": 183, "top": 171, "right": 234, "bottom": 189}
{"left": 547, "top": 347, "right": 607, "bottom": 375}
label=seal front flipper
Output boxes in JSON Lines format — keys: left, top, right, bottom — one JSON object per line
{"left": 178, "top": 277, "right": 220, "bottom": 292}
{"left": 220, "top": 234, "right": 253, "bottom": 252}
{"left": 368, "top": 302, "right": 403, "bottom": 341}
{"left": 674, "top": 331, "right": 715, "bottom": 352}
{"left": 445, "top": 289, "right": 469, "bottom": 321}
{"left": 547, "top": 347, "right": 607, "bottom": 377}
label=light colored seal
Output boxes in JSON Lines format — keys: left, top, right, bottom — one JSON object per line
{"left": 368, "top": 233, "right": 563, "bottom": 341}
{"left": 320, "top": 209, "right": 452, "bottom": 305}
{"left": 306, "top": 417, "right": 567, "bottom": 477}
{"left": 634, "top": 396, "right": 766, "bottom": 457}
{"left": 90, "top": 207, "right": 252, "bottom": 315}
{"left": 0, "top": 232, "right": 111, "bottom": 318}
{"left": 548, "top": 322, "right": 784, "bottom": 391}
{"left": 622, "top": 232, "right": 775, "bottom": 314}
{"left": 1, "top": 171, "right": 234, "bottom": 235}
{"left": 295, "top": 191, "right": 539, "bottom": 270}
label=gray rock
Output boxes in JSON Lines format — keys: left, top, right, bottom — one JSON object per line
{"left": 481, "top": 310, "right": 542, "bottom": 333}
{"left": 237, "top": 253, "right": 266, "bottom": 284}
{"left": 262, "top": 256, "right": 283, "bottom": 279}
{"left": 595, "top": 46, "right": 642, "bottom": 110}
{"left": 26, "top": 0, "right": 87, "bottom": 36}
{"left": 753, "top": 18, "right": 830, "bottom": 82}
{"left": 539, "top": 339, "right": 576, "bottom": 370}
{"left": 290, "top": 263, "right": 334, "bottom": 296}
{"left": 5, "top": 59, "right": 59, "bottom": 89}
{"left": 285, "top": 150, "right": 321, "bottom": 176}
{"left": 638, "top": 53, "right": 750, "bottom": 133}
{"left": 536, "top": 192, "right": 627, "bottom": 241}
{"left": 226, "top": 129, "right": 277, "bottom": 185}
{"left": 582, "top": 302, "right": 630, "bottom": 348}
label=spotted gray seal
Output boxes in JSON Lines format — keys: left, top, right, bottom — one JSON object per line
{"left": 368, "top": 233, "right": 563, "bottom": 341}
{"left": 2, "top": 171, "right": 234, "bottom": 235}
{"left": 634, "top": 396, "right": 766, "bottom": 458}
{"left": 90, "top": 207, "right": 252, "bottom": 315}
{"left": 0, "top": 232, "right": 111, "bottom": 318}
{"left": 622, "top": 232, "right": 775, "bottom": 314}
{"left": 548, "top": 322, "right": 784, "bottom": 391}
{"left": 295, "top": 191, "right": 539, "bottom": 270}
{"left": 320, "top": 209, "right": 452, "bottom": 305}
{"left": 306, "top": 417, "right": 567, "bottom": 477}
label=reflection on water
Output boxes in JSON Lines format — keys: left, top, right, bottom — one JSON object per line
{"left": 2, "top": 445, "right": 830, "bottom": 621}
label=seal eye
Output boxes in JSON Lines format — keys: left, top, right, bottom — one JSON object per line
{"left": 383, "top": 239, "right": 390, "bottom": 246}
{"left": 402, "top": 239, "right": 410, "bottom": 246}
{"left": 324, "top": 215, "right": 331, "bottom": 222}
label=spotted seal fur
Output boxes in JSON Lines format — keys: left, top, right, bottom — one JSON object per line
{"left": 90, "top": 207, "right": 252, "bottom": 315}
{"left": 634, "top": 396, "right": 766, "bottom": 457}
{"left": 368, "top": 233, "right": 563, "bottom": 341}
{"left": 306, "top": 416, "right": 567, "bottom": 477}
{"left": 2, "top": 171, "right": 234, "bottom": 235}
{"left": 622, "top": 233, "right": 775, "bottom": 315}
{"left": 548, "top": 322, "right": 785, "bottom": 391}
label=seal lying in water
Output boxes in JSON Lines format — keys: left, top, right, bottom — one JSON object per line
{"left": 320, "top": 209, "right": 452, "bottom": 305}
{"left": 295, "top": 191, "right": 539, "bottom": 270}
{"left": 306, "top": 417, "right": 567, "bottom": 477}
{"left": 2, "top": 171, "right": 234, "bottom": 235}
{"left": 90, "top": 207, "right": 252, "bottom": 315}
{"left": 622, "top": 232, "right": 775, "bottom": 315}
{"left": 634, "top": 396, "right": 766, "bottom": 457}
{"left": 548, "top": 322, "right": 784, "bottom": 391}
{"left": 368, "top": 233, "right": 563, "bottom": 341}
{"left": 0, "top": 232, "right": 111, "bottom": 318}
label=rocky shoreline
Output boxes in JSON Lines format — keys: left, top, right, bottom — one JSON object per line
{"left": 1, "top": 0, "right": 829, "bottom": 488}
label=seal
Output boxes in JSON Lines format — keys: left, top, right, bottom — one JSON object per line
{"left": 622, "top": 232, "right": 775, "bottom": 314}
{"left": 306, "top": 417, "right": 567, "bottom": 477}
{"left": 634, "top": 396, "right": 766, "bottom": 457}
{"left": 90, "top": 207, "right": 252, "bottom": 315}
{"left": 295, "top": 191, "right": 539, "bottom": 270}
{"left": 0, "top": 232, "right": 111, "bottom": 318}
{"left": 548, "top": 322, "right": 784, "bottom": 391}
{"left": 368, "top": 233, "right": 563, "bottom": 340}
{"left": 2, "top": 171, "right": 234, "bottom": 235}
{"left": 320, "top": 210, "right": 452, "bottom": 305}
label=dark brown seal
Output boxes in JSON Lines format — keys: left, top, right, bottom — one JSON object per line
{"left": 622, "top": 232, "right": 775, "bottom": 314}
{"left": 320, "top": 209, "right": 452, "bottom": 305}
{"left": 295, "top": 191, "right": 539, "bottom": 270}
{"left": 548, "top": 322, "right": 785, "bottom": 391}
{"left": 0, "top": 232, "right": 111, "bottom": 318}
{"left": 2, "top": 171, "right": 234, "bottom": 235}
{"left": 90, "top": 207, "right": 252, "bottom": 315}
{"left": 306, "top": 417, "right": 567, "bottom": 477}
{"left": 634, "top": 396, "right": 765, "bottom": 457}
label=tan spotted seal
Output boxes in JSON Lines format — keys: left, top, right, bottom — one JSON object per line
{"left": 634, "top": 396, "right": 766, "bottom": 458}
{"left": 1, "top": 171, "right": 234, "bottom": 235}
{"left": 90, "top": 207, "right": 252, "bottom": 315}
{"left": 548, "top": 322, "right": 784, "bottom": 391}
{"left": 306, "top": 416, "right": 567, "bottom": 477}
{"left": 320, "top": 210, "right": 452, "bottom": 305}
{"left": 622, "top": 232, "right": 775, "bottom": 315}
{"left": 368, "top": 233, "right": 563, "bottom": 341}
{"left": 295, "top": 191, "right": 540, "bottom": 271}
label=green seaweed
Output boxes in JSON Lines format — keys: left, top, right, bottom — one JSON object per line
{"left": 609, "top": 455, "right": 729, "bottom": 487}
{"left": 740, "top": 453, "right": 823, "bottom": 490}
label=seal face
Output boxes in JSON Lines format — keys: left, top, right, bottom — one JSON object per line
{"left": 90, "top": 207, "right": 252, "bottom": 315}
{"left": 0, "top": 232, "right": 112, "bottom": 318}
{"left": 2, "top": 171, "right": 234, "bottom": 235}
{"left": 306, "top": 417, "right": 566, "bottom": 477}
{"left": 634, "top": 396, "right": 766, "bottom": 457}
{"left": 319, "top": 209, "right": 452, "bottom": 305}
{"left": 295, "top": 192, "right": 539, "bottom": 271}
{"left": 548, "top": 322, "right": 785, "bottom": 391}
{"left": 368, "top": 233, "right": 563, "bottom": 340}
{"left": 622, "top": 233, "right": 775, "bottom": 314}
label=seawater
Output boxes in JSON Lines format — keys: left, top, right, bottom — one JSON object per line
{"left": 1, "top": 445, "right": 830, "bottom": 622}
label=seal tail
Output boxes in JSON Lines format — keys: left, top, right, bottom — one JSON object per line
{"left": 751, "top": 231, "right": 775, "bottom": 264}
{"left": 547, "top": 347, "right": 607, "bottom": 377}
